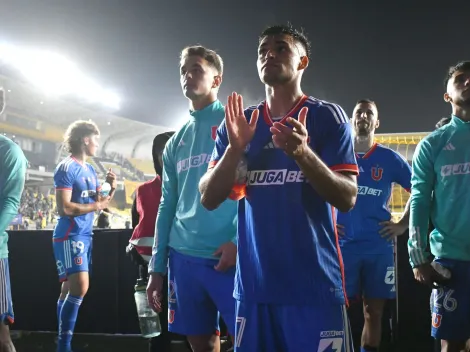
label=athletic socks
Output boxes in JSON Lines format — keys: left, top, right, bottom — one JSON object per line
{"left": 57, "top": 299, "right": 65, "bottom": 323}
{"left": 57, "top": 294, "right": 83, "bottom": 352}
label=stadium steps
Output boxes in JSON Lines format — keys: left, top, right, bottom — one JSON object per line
{"left": 11, "top": 331, "right": 233, "bottom": 352}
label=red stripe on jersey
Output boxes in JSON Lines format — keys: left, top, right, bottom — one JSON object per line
{"left": 330, "top": 164, "right": 359, "bottom": 175}
{"left": 208, "top": 160, "right": 217, "bottom": 169}
{"left": 331, "top": 205, "right": 349, "bottom": 307}
{"left": 356, "top": 143, "right": 378, "bottom": 159}
{"left": 56, "top": 187, "right": 72, "bottom": 191}
{"left": 262, "top": 95, "right": 308, "bottom": 126}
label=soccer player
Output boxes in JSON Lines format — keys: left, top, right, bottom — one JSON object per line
{"left": 146, "top": 46, "right": 238, "bottom": 352}
{"left": 0, "top": 87, "right": 28, "bottom": 352}
{"left": 53, "top": 120, "right": 116, "bottom": 352}
{"left": 199, "top": 24, "right": 358, "bottom": 351}
{"left": 336, "top": 99, "right": 412, "bottom": 352}
{"left": 409, "top": 61, "right": 470, "bottom": 352}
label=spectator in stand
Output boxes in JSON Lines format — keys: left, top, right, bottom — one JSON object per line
{"left": 127, "top": 131, "right": 191, "bottom": 352}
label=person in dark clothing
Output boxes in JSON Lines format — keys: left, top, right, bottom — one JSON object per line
{"left": 128, "top": 132, "right": 193, "bottom": 352}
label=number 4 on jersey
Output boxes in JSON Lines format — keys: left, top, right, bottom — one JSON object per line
{"left": 317, "top": 337, "right": 343, "bottom": 351}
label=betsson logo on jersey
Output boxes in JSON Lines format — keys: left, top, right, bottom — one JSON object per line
{"left": 177, "top": 154, "right": 211, "bottom": 173}
{"left": 357, "top": 185, "right": 382, "bottom": 196}
{"left": 246, "top": 169, "right": 305, "bottom": 186}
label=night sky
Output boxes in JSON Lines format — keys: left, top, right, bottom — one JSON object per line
{"left": 1, "top": 0, "right": 469, "bottom": 132}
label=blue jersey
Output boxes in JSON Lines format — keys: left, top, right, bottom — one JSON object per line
{"left": 210, "top": 96, "right": 359, "bottom": 305}
{"left": 53, "top": 156, "right": 100, "bottom": 241}
{"left": 150, "top": 100, "right": 238, "bottom": 274}
{"left": 338, "top": 143, "right": 412, "bottom": 254}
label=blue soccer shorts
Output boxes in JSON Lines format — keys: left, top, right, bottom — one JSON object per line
{"left": 430, "top": 258, "right": 470, "bottom": 341}
{"left": 0, "top": 259, "right": 14, "bottom": 325}
{"left": 234, "top": 300, "right": 353, "bottom": 352}
{"left": 342, "top": 250, "right": 396, "bottom": 300}
{"left": 167, "top": 249, "right": 236, "bottom": 336}
{"left": 53, "top": 235, "right": 93, "bottom": 282}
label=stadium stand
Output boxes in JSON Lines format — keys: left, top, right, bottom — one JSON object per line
{"left": 0, "top": 72, "right": 172, "bottom": 229}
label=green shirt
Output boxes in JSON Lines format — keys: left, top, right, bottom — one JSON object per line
{"left": 0, "top": 135, "right": 27, "bottom": 258}
{"left": 409, "top": 115, "right": 470, "bottom": 267}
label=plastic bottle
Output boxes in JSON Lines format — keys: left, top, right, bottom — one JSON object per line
{"left": 134, "top": 278, "right": 161, "bottom": 338}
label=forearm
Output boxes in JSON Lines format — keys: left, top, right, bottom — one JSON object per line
{"left": 408, "top": 194, "right": 432, "bottom": 267}
{"left": 294, "top": 148, "right": 357, "bottom": 212}
{"left": 62, "top": 202, "right": 99, "bottom": 217}
{"left": 149, "top": 230, "right": 169, "bottom": 274}
{"left": 0, "top": 200, "right": 20, "bottom": 234}
{"left": 149, "top": 202, "right": 176, "bottom": 274}
{"left": 200, "top": 146, "right": 243, "bottom": 210}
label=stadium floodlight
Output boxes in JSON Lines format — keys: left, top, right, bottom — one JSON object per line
{"left": 0, "top": 42, "right": 120, "bottom": 110}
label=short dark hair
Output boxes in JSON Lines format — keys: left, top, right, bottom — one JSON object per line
{"left": 355, "top": 98, "right": 376, "bottom": 107}
{"left": 152, "top": 131, "right": 174, "bottom": 176}
{"left": 180, "top": 46, "right": 223, "bottom": 75}
{"left": 259, "top": 24, "right": 311, "bottom": 59}
{"left": 63, "top": 120, "right": 100, "bottom": 154}
{"left": 444, "top": 61, "right": 470, "bottom": 88}
{"left": 435, "top": 116, "right": 452, "bottom": 129}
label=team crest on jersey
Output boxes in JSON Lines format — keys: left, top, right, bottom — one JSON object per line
{"left": 432, "top": 312, "right": 442, "bottom": 328}
{"left": 371, "top": 166, "right": 383, "bottom": 181}
{"left": 168, "top": 309, "right": 175, "bottom": 324}
{"left": 211, "top": 126, "right": 218, "bottom": 141}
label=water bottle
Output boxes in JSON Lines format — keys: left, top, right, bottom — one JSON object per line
{"left": 100, "top": 182, "right": 112, "bottom": 197}
{"left": 134, "top": 278, "right": 162, "bottom": 338}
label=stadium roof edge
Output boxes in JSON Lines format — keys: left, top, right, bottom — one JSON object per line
{"left": 0, "top": 73, "right": 173, "bottom": 149}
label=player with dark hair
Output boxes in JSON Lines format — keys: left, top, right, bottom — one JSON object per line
{"left": 147, "top": 46, "right": 238, "bottom": 352}
{"left": 128, "top": 131, "right": 176, "bottom": 352}
{"left": 200, "top": 24, "right": 358, "bottom": 351}
{"left": 336, "top": 99, "right": 412, "bottom": 352}
{"left": 409, "top": 61, "right": 470, "bottom": 352}
{"left": 0, "top": 87, "right": 28, "bottom": 352}
{"left": 53, "top": 120, "right": 116, "bottom": 352}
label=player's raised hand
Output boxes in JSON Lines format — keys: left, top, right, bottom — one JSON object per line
{"left": 105, "top": 168, "right": 117, "bottom": 189}
{"left": 270, "top": 107, "right": 309, "bottom": 158}
{"left": 225, "top": 92, "right": 259, "bottom": 153}
{"left": 213, "top": 241, "right": 237, "bottom": 272}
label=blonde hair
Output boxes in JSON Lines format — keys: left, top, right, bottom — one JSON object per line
{"left": 63, "top": 120, "right": 100, "bottom": 154}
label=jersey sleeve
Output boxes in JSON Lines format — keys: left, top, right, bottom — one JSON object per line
{"left": 0, "top": 144, "right": 27, "bottom": 234}
{"left": 408, "top": 138, "right": 434, "bottom": 267}
{"left": 54, "top": 162, "right": 76, "bottom": 190}
{"left": 393, "top": 153, "right": 412, "bottom": 192}
{"left": 316, "top": 104, "right": 359, "bottom": 175}
{"left": 149, "top": 139, "right": 178, "bottom": 274}
{"left": 208, "top": 119, "right": 229, "bottom": 169}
